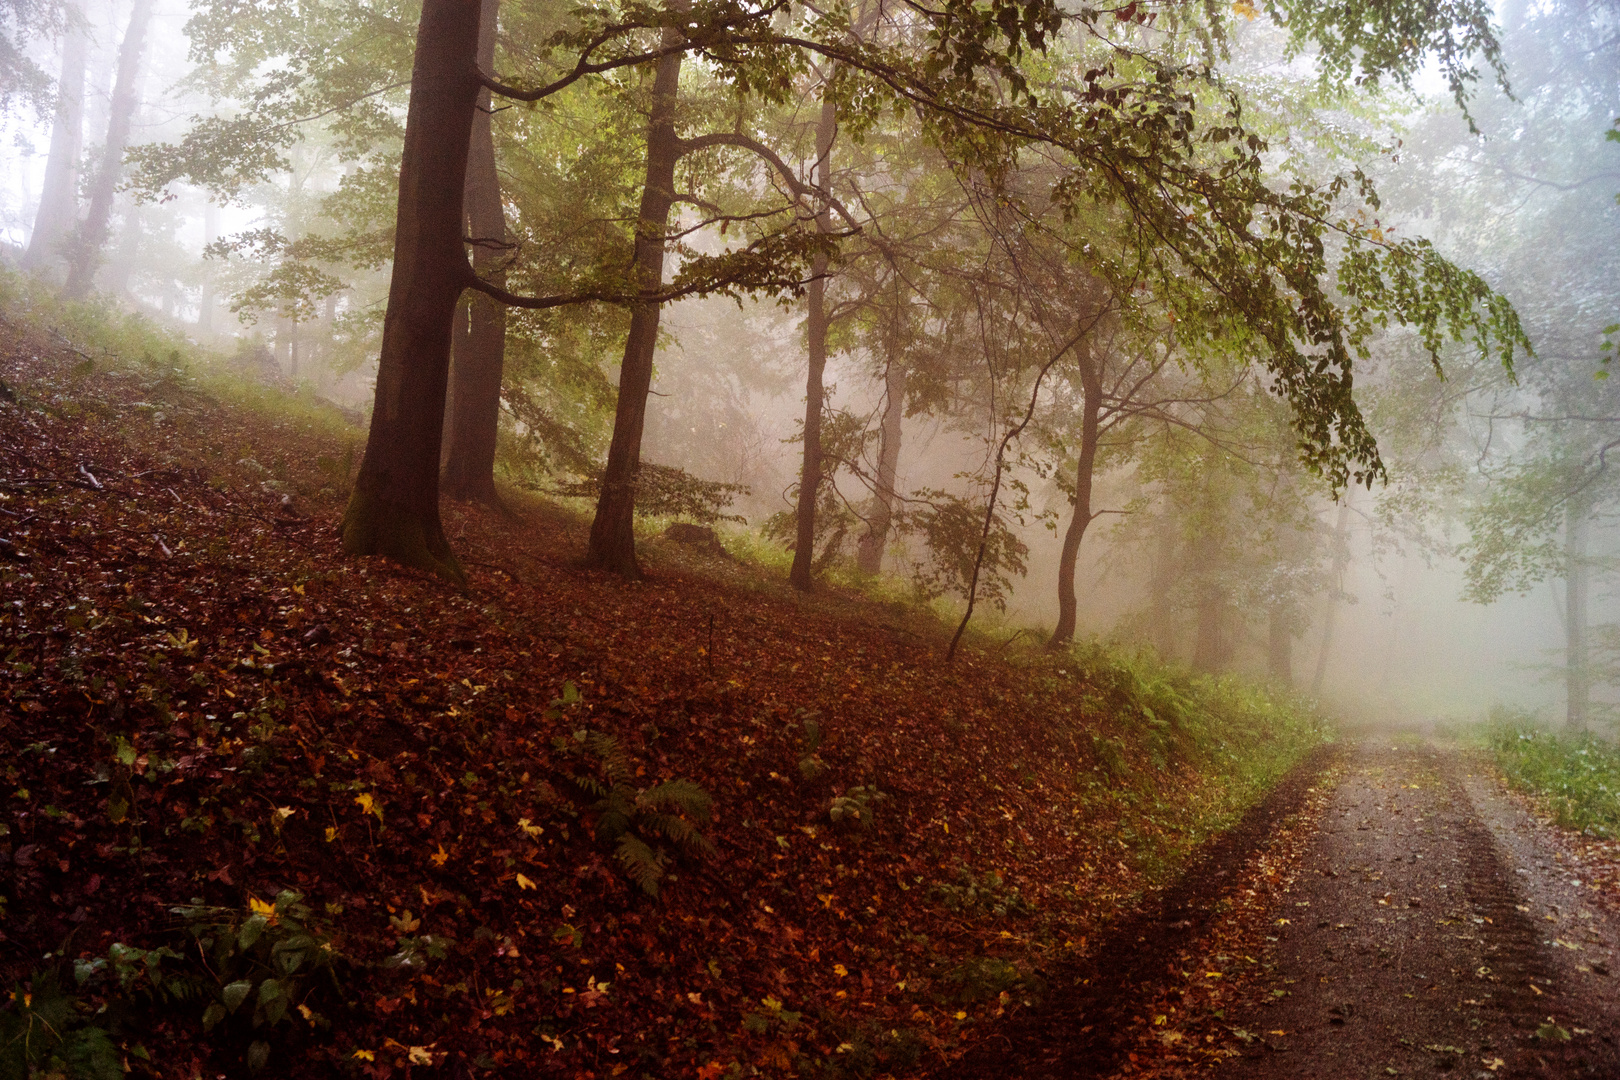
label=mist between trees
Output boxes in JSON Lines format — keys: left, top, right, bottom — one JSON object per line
{"left": 0, "top": 0, "right": 1614, "bottom": 726}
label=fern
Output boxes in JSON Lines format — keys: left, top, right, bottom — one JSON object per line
{"left": 615, "top": 834, "right": 667, "bottom": 896}
{"left": 562, "top": 730, "right": 715, "bottom": 897}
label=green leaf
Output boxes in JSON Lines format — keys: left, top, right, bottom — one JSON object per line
{"left": 202, "top": 1002, "right": 227, "bottom": 1031}
{"left": 239, "top": 913, "right": 267, "bottom": 951}
{"left": 222, "top": 979, "right": 253, "bottom": 1013}
{"left": 247, "top": 1039, "right": 271, "bottom": 1071}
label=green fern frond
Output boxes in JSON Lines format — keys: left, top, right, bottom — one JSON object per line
{"left": 586, "top": 731, "right": 635, "bottom": 785}
{"left": 638, "top": 779, "right": 713, "bottom": 820}
{"left": 615, "top": 834, "right": 665, "bottom": 897}
{"left": 639, "top": 812, "right": 715, "bottom": 857}
{"left": 574, "top": 774, "right": 609, "bottom": 799}
{"left": 596, "top": 807, "right": 632, "bottom": 843}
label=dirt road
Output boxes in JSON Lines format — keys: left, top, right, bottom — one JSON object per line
{"left": 1232, "top": 740, "right": 1620, "bottom": 1078}
{"left": 951, "top": 739, "right": 1620, "bottom": 1079}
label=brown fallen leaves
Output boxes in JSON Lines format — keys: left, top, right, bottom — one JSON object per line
{"left": 0, "top": 317, "right": 1317, "bottom": 1079}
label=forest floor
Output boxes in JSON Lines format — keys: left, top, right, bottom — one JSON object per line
{"left": 3, "top": 300, "right": 1617, "bottom": 1080}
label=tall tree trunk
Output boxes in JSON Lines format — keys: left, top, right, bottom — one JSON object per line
{"left": 23, "top": 11, "right": 85, "bottom": 275}
{"left": 1310, "top": 498, "right": 1352, "bottom": 696}
{"left": 788, "top": 93, "right": 840, "bottom": 592}
{"left": 340, "top": 0, "right": 482, "bottom": 584}
{"left": 1048, "top": 338, "right": 1103, "bottom": 648}
{"left": 855, "top": 359, "right": 905, "bottom": 574}
{"left": 1268, "top": 604, "right": 1293, "bottom": 684}
{"left": 1566, "top": 495, "right": 1590, "bottom": 733}
{"left": 61, "top": 0, "right": 152, "bottom": 300}
{"left": 585, "top": 34, "right": 684, "bottom": 577}
{"left": 441, "top": 0, "right": 508, "bottom": 507}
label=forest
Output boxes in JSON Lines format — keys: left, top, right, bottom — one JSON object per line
{"left": 0, "top": 0, "right": 1616, "bottom": 1076}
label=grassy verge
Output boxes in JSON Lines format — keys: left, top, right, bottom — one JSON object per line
{"left": 1484, "top": 709, "right": 1620, "bottom": 837}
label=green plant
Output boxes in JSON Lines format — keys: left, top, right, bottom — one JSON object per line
{"left": 828, "top": 785, "right": 887, "bottom": 829}
{"left": 0, "top": 970, "right": 121, "bottom": 1080}
{"left": 927, "top": 865, "right": 1034, "bottom": 918}
{"left": 1486, "top": 709, "right": 1620, "bottom": 837}
{"left": 797, "top": 712, "right": 826, "bottom": 781}
{"left": 558, "top": 729, "right": 715, "bottom": 896}
{"left": 941, "top": 956, "right": 1040, "bottom": 1006}
{"left": 171, "top": 890, "right": 340, "bottom": 1071}
{"left": 741, "top": 994, "right": 803, "bottom": 1035}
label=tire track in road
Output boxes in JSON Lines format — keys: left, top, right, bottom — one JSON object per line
{"left": 1234, "top": 739, "right": 1619, "bottom": 1078}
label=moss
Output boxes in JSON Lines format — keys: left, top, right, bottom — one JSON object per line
{"left": 341, "top": 487, "right": 467, "bottom": 588}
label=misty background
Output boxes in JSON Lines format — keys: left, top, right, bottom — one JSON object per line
{"left": 0, "top": 0, "right": 1613, "bottom": 727}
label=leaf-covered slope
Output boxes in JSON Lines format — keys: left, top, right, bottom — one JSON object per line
{"left": 0, "top": 308, "right": 1324, "bottom": 1078}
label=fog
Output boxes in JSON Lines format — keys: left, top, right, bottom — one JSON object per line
{"left": 1, "top": 0, "right": 1615, "bottom": 730}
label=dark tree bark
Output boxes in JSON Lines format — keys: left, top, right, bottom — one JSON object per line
{"left": 855, "top": 359, "right": 905, "bottom": 574}
{"left": 585, "top": 33, "right": 684, "bottom": 578}
{"left": 1566, "top": 493, "right": 1590, "bottom": 732}
{"left": 788, "top": 93, "right": 839, "bottom": 592}
{"left": 340, "top": 0, "right": 482, "bottom": 583}
{"left": 23, "top": 11, "right": 85, "bottom": 275}
{"left": 1047, "top": 335, "right": 1103, "bottom": 648}
{"left": 61, "top": 0, "right": 152, "bottom": 300}
{"left": 441, "top": 0, "right": 508, "bottom": 507}
{"left": 1267, "top": 604, "right": 1293, "bottom": 684}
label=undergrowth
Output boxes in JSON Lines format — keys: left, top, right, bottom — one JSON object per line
{"left": 1485, "top": 707, "right": 1620, "bottom": 837}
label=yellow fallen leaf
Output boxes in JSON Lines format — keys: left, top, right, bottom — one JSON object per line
{"left": 518, "top": 817, "right": 543, "bottom": 838}
{"left": 273, "top": 806, "right": 295, "bottom": 824}
{"left": 324, "top": 826, "right": 337, "bottom": 842}
{"left": 407, "top": 1045, "right": 433, "bottom": 1065}
{"left": 515, "top": 873, "right": 536, "bottom": 890}
{"left": 249, "top": 895, "right": 275, "bottom": 917}
{"left": 833, "top": 963, "right": 848, "bottom": 977}
{"left": 431, "top": 843, "right": 449, "bottom": 867}
{"left": 352, "top": 1050, "right": 375, "bottom": 1061}
{"left": 1205, "top": 972, "right": 1222, "bottom": 978}
{"left": 954, "top": 1010, "right": 967, "bottom": 1020}
{"left": 1482, "top": 1058, "right": 1505, "bottom": 1072}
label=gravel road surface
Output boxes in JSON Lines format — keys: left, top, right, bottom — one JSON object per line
{"left": 1234, "top": 739, "right": 1620, "bottom": 1078}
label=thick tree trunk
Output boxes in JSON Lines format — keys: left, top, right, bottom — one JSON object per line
{"left": 61, "top": 0, "right": 152, "bottom": 300}
{"left": 1310, "top": 498, "right": 1352, "bottom": 696}
{"left": 441, "top": 0, "right": 508, "bottom": 507}
{"left": 1268, "top": 604, "right": 1293, "bottom": 684}
{"left": 788, "top": 93, "right": 840, "bottom": 592}
{"left": 23, "top": 12, "right": 86, "bottom": 275}
{"left": 586, "top": 35, "right": 684, "bottom": 578}
{"left": 340, "top": 0, "right": 482, "bottom": 584}
{"left": 1566, "top": 497, "right": 1590, "bottom": 733}
{"left": 1048, "top": 340, "right": 1103, "bottom": 648}
{"left": 855, "top": 359, "right": 905, "bottom": 574}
